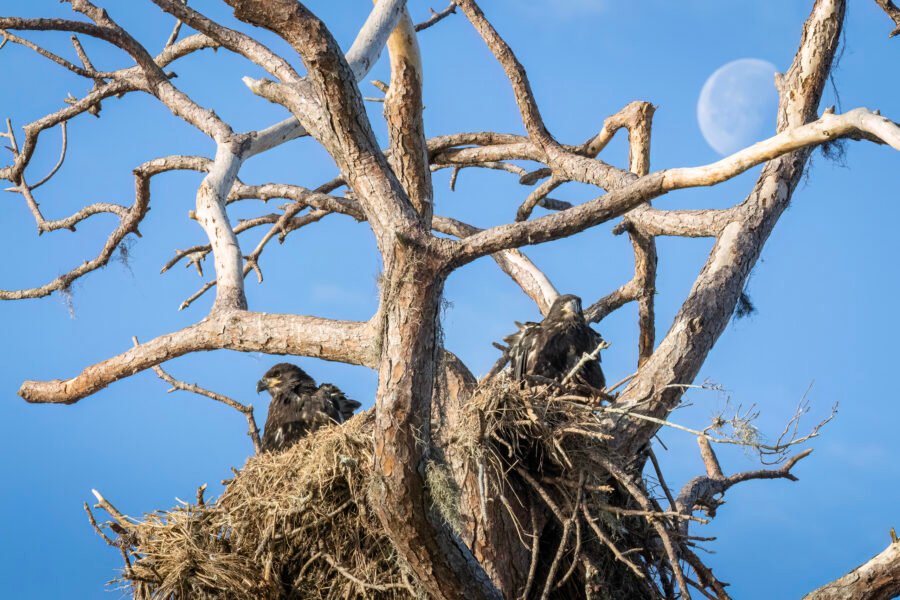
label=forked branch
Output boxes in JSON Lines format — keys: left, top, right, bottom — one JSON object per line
{"left": 149, "top": 356, "right": 262, "bottom": 454}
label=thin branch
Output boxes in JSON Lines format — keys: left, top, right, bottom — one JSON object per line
{"left": 415, "top": 4, "right": 457, "bottom": 32}
{"left": 541, "top": 478, "right": 582, "bottom": 599}
{"left": 580, "top": 505, "right": 646, "bottom": 581}
{"left": 676, "top": 446, "right": 813, "bottom": 532}
{"left": 561, "top": 339, "right": 609, "bottom": 386}
{"left": 164, "top": 0, "right": 187, "bottom": 48}
{"left": 91, "top": 488, "right": 130, "bottom": 529}
{"left": 320, "top": 553, "right": 410, "bottom": 592}
{"left": 148, "top": 355, "right": 261, "bottom": 454}
{"left": 27, "top": 121, "right": 67, "bottom": 191}
{"left": 647, "top": 447, "right": 679, "bottom": 513}
{"left": 0, "top": 34, "right": 219, "bottom": 184}
{"left": 594, "top": 404, "right": 834, "bottom": 455}
{"left": 0, "top": 30, "right": 108, "bottom": 78}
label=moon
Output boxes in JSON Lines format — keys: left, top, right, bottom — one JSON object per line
{"left": 697, "top": 59, "right": 778, "bottom": 156}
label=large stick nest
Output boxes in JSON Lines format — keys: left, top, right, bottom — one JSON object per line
{"left": 95, "top": 378, "right": 720, "bottom": 599}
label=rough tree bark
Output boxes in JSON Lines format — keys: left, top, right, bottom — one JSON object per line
{"left": 2, "top": 0, "right": 900, "bottom": 598}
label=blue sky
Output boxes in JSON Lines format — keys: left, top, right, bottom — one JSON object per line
{"left": 0, "top": 1, "right": 898, "bottom": 597}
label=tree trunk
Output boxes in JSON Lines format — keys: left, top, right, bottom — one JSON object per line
{"left": 372, "top": 242, "right": 501, "bottom": 599}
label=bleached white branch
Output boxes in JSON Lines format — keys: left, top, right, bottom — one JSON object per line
{"left": 194, "top": 144, "right": 247, "bottom": 311}
{"left": 244, "top": 0, "right": 408, "bottom": 157}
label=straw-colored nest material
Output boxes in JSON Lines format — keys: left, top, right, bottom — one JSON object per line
{"left": 108, "top": 378, "right": 654, "bottom": 599}
{"left": 119, "top": 411, "right": 419, "bottom": 600}
{"left": 463, "top": 377, "right": 614, "bottom": 475}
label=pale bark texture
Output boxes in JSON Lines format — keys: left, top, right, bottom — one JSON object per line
{"left": 803, "top": 540, "right": 900, "bottom": 600}
{"left": 2, "top": 0, "right": 900, "bottom": 598}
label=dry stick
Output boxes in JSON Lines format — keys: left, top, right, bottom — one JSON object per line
{"left": 497, "top": 492, "right": 531, "bottom": 549}
{"left": 647, "top": 447, "right": 679, "bottom": 513}
{"left": 555, "top": 510, "right": 582, "bottom": 591}
{"left": 320, "top": 553, "right": 409, "bottom": 592}
{"left": 592, "top": 502, "right": 707, "bottom": 525}
{"left": 24, "top": 121, "right": 67, "bottom": 191}
{"left": 595, "top": 404, "right": 833, "bottom": 455}
{"left": 686, "top": 576, "right": 720, "bottom": 600}
{"left": 70, "top": 33, "right": 98, "bottom": 75}
{"left": 605, "top": 372, "right": 637, "bottom": 395}
{"left": 561, "top": 339, "right": 609, "bottom": 386}
{"left": 516, "top": 176, "right": 561, "bottom": 221}
{"left": 520, "top": 509, "right": 540, "bottom": 600}
{"left": 579, "top": 505, "right": 645, "bottom": 580}
{"left": 139, "top": 338, "right": 262, "bottom": 453}
{"left": 541, "top": 475, "right": 584, "bottom": 598}
{"left": 85, "top": 501, "right": 134, "bottom": 572}
{"left": 515, "top": 467, "right": 568, "bottom": 523}
{"left": 154, "top": 365, "right": 262, "bottom": 454}
{"left": 599, "top": 457, "right": 691, "bottom": 599}
{"left": 682, "top": 547, "right": 730, "bottom": 600}
{"left": 415, "top": 3, "right": 457, "bottom": 32}
{"left": 0, "top": 30, "right": 108, "bottom": 78}
{"left": 91, "top": 488, "right": 131, "bottom": 529}
{"left": 83, "top": 502, "right": 115, "bottom": 546}
{"left": 195, "top": 483, "right": 207, "bottom": 506}
{"left": 178, "top": 205, "right": 329, "bottom": 311}
{"left": 164, "top": 0, "right": 188, "bottom": 48}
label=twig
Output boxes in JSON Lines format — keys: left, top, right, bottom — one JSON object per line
{"left": 604, "top": 372, "right": 636, "bottom": 395}
{"left": 580, "top": 505, "right": 645, "bottom": 580}
{"left": 164, "top": 0, "right": 188, "bottom": 48}
{"left": 83, "top": 502, "right": 114, "bottom": 546}
{"left": 28, "top": 121, "right": 67, "bottom": 191}
{"left": 520, "top": 510, "right": 540, "bottom": 600}
{"left": 595, "top": 404, "right": 834, "bottom": 456}
{"left": 555, "top": 509, "right": 581, "bottom": 590}
{"left": 140, "top": 338, "right": 262, "bottom": 454}
{"left": 320, "top": 553, "right": 410, "bottom": 592}
{"left": 561, "top": 338, "right": 609, "bottom": 386}
{"left": 647, "top": 447, "right": 678, "bottom": 513}
{"left": 415, "top": 4, "right": 457, "bottom": 32}
{"left": 540, "top": 476, "right": 582, "bottom": 598}
{"left": 91, "top": 488, "right": 131, "bottom": 529}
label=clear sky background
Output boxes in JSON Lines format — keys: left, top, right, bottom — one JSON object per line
{"left": 0, "top": 1, "right": 897, "bottom": 598}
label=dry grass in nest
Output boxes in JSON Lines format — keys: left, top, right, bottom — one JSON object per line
{"left": 109, "top": 412, "right": 419, "bottom": 600}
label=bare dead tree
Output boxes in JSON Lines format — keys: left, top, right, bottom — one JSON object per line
{"left": 2, "top": 1, "right": 900, "bottom": 598}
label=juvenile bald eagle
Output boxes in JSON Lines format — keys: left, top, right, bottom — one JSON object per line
{"left": 256, "top": 363, "right": 361, "bottom": 452}
{"left": 503, "top": 294, "right": 606, "bottom": 391}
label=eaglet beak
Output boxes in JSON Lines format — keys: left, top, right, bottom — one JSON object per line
{"left": 256, "top": 379, "right": 267, "bottom": 394}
